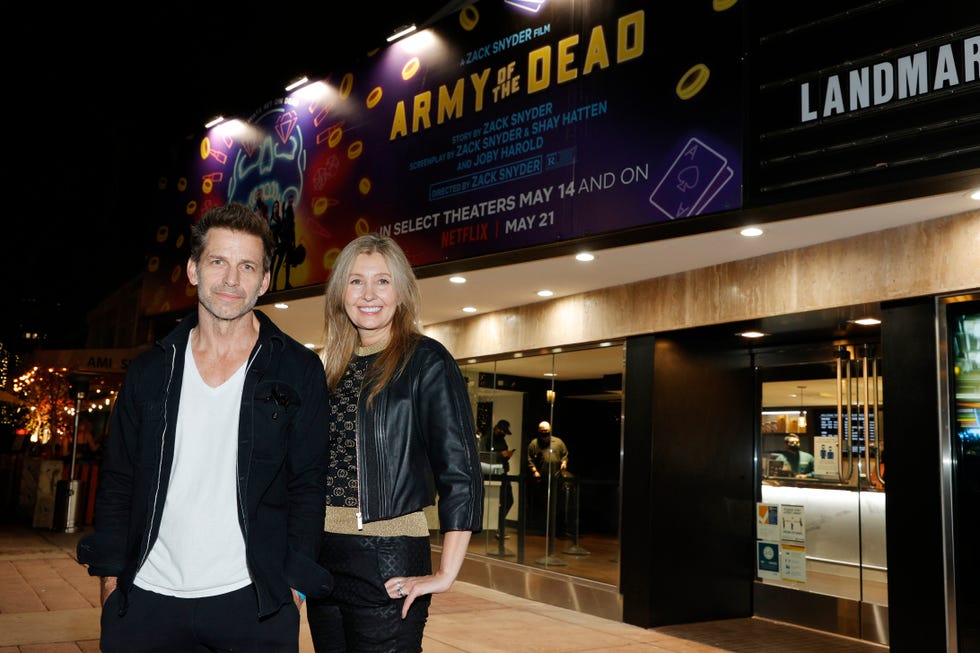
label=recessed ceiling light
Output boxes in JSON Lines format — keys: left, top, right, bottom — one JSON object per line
{"left": 274, "top": 302, "right": 289, "bottom": 309}
{"left": 467, "top": 358, "right": 477, "bottom": 364}
{"left": 543, "top": 372, "right": 557, "bottom": 377}
{"left": 537, "top": 289, "right": 554, "bottom": 297}
{"left": 970, "top": 188, "right": 980, "bottom": 201}
{"left": 462, "top": 306, "right": 477, "bottom": 313}
{"left": 304, "top": 343, "right": 316, "bottom": 349}
{"left": 449, "top": 276, "right": 467, "bottom": 284}
{"left": 740, "top": 226, "right": 764, "bottom": 237}
{"left": 575, "top": 252, "right": 595, "bottom": 262}
{"left": 737, "top": 330, "right": 768, "bottom": 338}
{"left": 851, "top": 317, "right": 882, "bottom": 326}
{"left": 599, "top": 341, "right": 612, "bottom": 347}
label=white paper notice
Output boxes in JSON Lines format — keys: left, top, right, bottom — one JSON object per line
{"left": 780, "top": 504, "right": 805, "bottom": 544}
{"left": 780, "top": 543, "right": 807, "bottom": 582}
{"left": 756, "top": 502, "right": 780, "bottom": 541}
{"left": 813, "top": 436, "right": 839, "bottom": 478}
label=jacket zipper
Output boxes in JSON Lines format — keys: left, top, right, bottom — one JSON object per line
{"left": 139, "top": 343, "right": 178, "bottom": 570}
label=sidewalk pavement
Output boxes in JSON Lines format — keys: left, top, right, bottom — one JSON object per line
{"left": 0, "top": 521, "right": 886, "bottom": 653}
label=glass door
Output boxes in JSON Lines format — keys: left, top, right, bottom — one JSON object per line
{"left": 755, "top": 342, "right": 887, "bottom": 644}
{"left": 454, "top": 344, "right": 624, "bottom": 585}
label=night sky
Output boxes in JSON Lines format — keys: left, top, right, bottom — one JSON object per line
{"left": 3, "top": 2, "right": 456, "bottom": 347}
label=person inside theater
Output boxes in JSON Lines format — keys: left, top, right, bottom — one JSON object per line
{"left": 306, "top": 233, "right": 483, "bottom": 653}
{"left": 76, "top": 202, "right": 333, "bottom": 652}
{"left": 487, "top": 419, "right": 516, "bottom": 542}
{"left": 526, "top": 420, "right": 571, "bottom": 537}
{"left": 773, "top": 433, "right": 815, "bottom": 478}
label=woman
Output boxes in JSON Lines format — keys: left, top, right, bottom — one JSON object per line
{"left": 308, "top": 234, "right": 483, "bottom": 652}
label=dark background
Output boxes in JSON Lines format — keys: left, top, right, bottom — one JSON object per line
{"left": 3, "top": 1, "right": 457, "bottom": 347}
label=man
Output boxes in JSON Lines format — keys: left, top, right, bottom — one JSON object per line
{"left": 526, "top": 421, "right": 570, "bottom": 537}
{"left": 488, "top": 420, "right": 516, "bottom": 541}
{"left": 77, "top": 203, "right": 332, "bottom": 652}
{"left": 773, "top": 434, "right": 815, "bottom": 478}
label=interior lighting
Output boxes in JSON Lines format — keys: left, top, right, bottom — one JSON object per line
{"left": 449, "top": 276, "right": 467, "bottom": 284}
{"left": 575, "top": 252, "right": 595, "bottom": 261}
{"left": 740, "top": 226, "right": 764, "bottom": 237}
{"left": 204, "top": 115, "right": 225, "bottom": 129}
{"left": 462, "top": 306, "right": 477, "bottom": 313}
{"left": 274, "top": 302, "right": 288, "bottom": 309}
{"left": 285, "top": 76, "right": 310, "bottom": 92}
{"left": 797, "top": 385, "right": 807, "bottom": 430}
{"left": 737, "top": 330, "right": 768, "bottom": 338}
{"left": 386, "top": 24, "right": 417, "bottom": 42}
{"left": 970, "top": 188, "right": 980, "bottom": 200}
{"left": 537, "top": 289, "right": 554, "bottom": 297}
{"left": 851, "top": 317, "right": 882, "bottom": 326}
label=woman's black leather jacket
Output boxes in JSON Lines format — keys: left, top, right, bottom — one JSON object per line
{"left": 355, "top": 336, "right": 483, "bottom": 532}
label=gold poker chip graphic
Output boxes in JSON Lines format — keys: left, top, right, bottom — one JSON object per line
{"left": 185, "top": 201, "right": 197, "bottom": 215}
{"left": 347, "top": 141, "right": 364, "bottom": 159}
{"left": 147, "top": 256, "right": 160, "bottom": 273}
{"left": 156, "top": 226, "right": 169, "bottom": 243}
{"left": 328, "top": 127, "right": 344, "bottom": 148}
{"left": 202, "top": 177, "right": 213, "bottom": 194}
{"left": 322, "top": 247, "right": 341, "bottom": 270}
{"left": 366, "top": 86, "right": 383, "bottom": 109}
{"left": 200, "top": 137, "right": 211, "bottom": 160}
{"left": 713, "top": 0, "right": 738, "bottom": 11}
{"left": 676, "top": 63, "right": 710, "bottom": 100}
{"left": 460, "top": 5, "right": 479, "bottom": 30}
{"left": 339, "top": 73, "right": 354, "bottom": 99}
{"left": 402, "top": 57, "right": 420, "bottom": 81}
{"left": 177, "top": 178, "right": 188, "bottom": 192}
{"left": 355, "top": 217, "right": 371, "bottom": 236}
{"left": 358, "top": 177, "right": 372, "bottom": 195}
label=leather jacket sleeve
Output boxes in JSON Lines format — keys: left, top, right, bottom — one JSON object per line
{"left": 358, "top": 337, "right": 483, "bottom": 532}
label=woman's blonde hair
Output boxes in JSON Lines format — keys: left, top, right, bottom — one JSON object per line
{"left": 320, "top": 233, "right": 422, "bottom": 403}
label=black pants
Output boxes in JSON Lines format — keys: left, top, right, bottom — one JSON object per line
{"left": 307, "top": 532, "right": 431, "bottom": 653}
{"left": 100, "top": 584, "right": 299, "bottom": 652}
{"left": 528, "top": 474, "right": 569, "bottom": 537}
{"left": 498, "top": 477, "right": 514, "bottom": 531}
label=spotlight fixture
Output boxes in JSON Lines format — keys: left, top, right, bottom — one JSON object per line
{"left": 285, "top": 76, "right": 310, "bottom": 92}
{"left": 449, "top": 276, "right": 467, "bottom": 284}
{"left": 386, "top": 24, "right": 417, "bottom": 42}
{"left": 462, "top": 306, "right": 477, "bottom": 313}
{"left": 850, "top": 317, "right": 882, "bottom": 326}
{"left": 274, "top": 302, "right": 289, "bottom": 309}
{"left": 970, "top": 188, "right": 980, "bottom": 201}
{"left": 575, "top": 252, "right": 595, "bottom": 261}
{"left": 737, "top": 330, "right": 767, "bottom": 338}
{"left": 204, "top": 115, "right": 225, "bottom": 129}
{"left": 537, "top": 289, "right": 554, "bottom": 297}
{"left": 740, "top": 226, "right": 764, "bottom": 237}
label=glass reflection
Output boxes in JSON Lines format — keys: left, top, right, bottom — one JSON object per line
{"left": 449, "top": 344, "right": 624, "bottom": 586}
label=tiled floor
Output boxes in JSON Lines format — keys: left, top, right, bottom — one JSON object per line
{"left": 0, "top": 521, "right": 887, "bottom": 653}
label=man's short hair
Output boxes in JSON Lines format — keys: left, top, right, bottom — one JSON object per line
{"left": 190, "top": 202, "right": 276, "bottom": 272}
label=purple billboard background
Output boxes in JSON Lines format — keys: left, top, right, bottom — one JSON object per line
{"left": 143, "top": 0, "right": 742, "bottom": 315}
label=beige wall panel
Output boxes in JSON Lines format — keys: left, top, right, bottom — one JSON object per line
{"left": 426, "top": 210, "right": 980, "bottom": 359}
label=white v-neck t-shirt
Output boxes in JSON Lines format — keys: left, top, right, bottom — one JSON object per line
{"left": 134, "top": 345, "right": 252, "bottom": 598}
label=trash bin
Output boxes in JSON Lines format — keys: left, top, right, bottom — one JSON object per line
{"left": 53, "top": 479, "right": 85, "bottom": 533}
